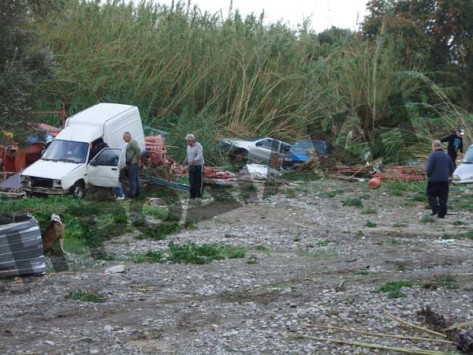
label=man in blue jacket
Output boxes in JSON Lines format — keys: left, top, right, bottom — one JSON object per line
{"left": 426, "top": 140, "right": 455, "bottom": 218}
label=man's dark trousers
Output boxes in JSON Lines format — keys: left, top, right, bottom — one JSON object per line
{"left": 189, "top": 164, "right": 203, "bottom": 199}
{"left": 426, "top": 181, "right": 449, "bottom": 218}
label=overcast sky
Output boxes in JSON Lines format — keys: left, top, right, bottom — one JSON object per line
{"left": 154, "top": 0, "right": 369, "bottom": 32}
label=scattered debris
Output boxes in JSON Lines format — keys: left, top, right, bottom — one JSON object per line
{"left": 373, "top": 165, "right": 425, "bottom": 182}
{"left": 104, "top": 264, "right": 126, "bottom": 274}
{"left": 238, "top": 164, "right": 281, "bottom": 181}
{"left": 368, "top": 177, "right": 382, "bottom": 189}
{"left": 418, "top": 306, "right": 473, "bottom": 354}
{"left": 141, "top": 174, "right": 190, "bottom": 191}
{"left": 0, "top": 213, "right": 46, "bottom": 277}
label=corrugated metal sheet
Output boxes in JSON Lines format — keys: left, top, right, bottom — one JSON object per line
{"left": 0, "top": 214, "right": 46, "bottom": 277}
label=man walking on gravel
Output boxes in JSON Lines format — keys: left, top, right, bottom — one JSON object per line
{"left": 183, "top": 134, "right": 204, "bottom": 203}
{"left": 426, "top": 140, "right": 454, "bottom": 218}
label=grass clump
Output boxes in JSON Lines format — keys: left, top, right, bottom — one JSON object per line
{"left": 375, "top": 280, "right": 414, "bottom": 298}
{"left": 343, "top": 197, "right": 364, "bottom": 207}
{"left": 67, "top": 290, "right": 106, "bottom": 303}
{"left": 284, "top": 189, "right": 296, "bottom": 198}
{"left": 443, "top": 230, "right": 473, "bottom": 240}
{"left": 422, "top": 275, "right": 460, "bottom": 290}
{"left": 247, "top": 255, "right": 258, "bottom": 264}
{"left": 364, "top": 220, "right": 377, "bottom": 228}
{"left": 361, "top": 207, "right": 378, "bottom": 214}
{"left": 386, "top": 238, "right": 400, "bottom": 245}
{"left": 167, "top": 242, "right": 245, "bottom": 264}
{"left": 137, "top": 222, "right": 197, "bottom": 241}
{"left": 281, "top": 171, "right": 321, "bottom": 181}
{"left": 320, "top": 189, "right": 346, "bottom": 198}
{"left": 421, "top": 215, "right": 435, "bottom": 223}
{"left": 436, "top": 275, "right": 460, "bottom": 290}
{"left": 132, "top": 250, "right": 164, "bottom": 263}
{"left": 142, "top": 205, "right": 169, "bottom": 220}
{"left": 383, "top": 180, "right": 408, "bottom": 196}
{"left": 253, "top": 244, "right": 271, "bottom": 252}
{"left": 392, "top": 222, "right": 408, "bottom": 227}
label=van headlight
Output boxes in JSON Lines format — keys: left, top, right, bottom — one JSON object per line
{"left": 453, "top": 175, "right": 460, "bottom": 181}
{"left": 52, "top": 180, "right": 62, "bottom": 188}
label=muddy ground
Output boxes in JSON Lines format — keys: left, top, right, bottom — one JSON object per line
{"left": 1, "top": 178, "right": 473, "bottom": 354}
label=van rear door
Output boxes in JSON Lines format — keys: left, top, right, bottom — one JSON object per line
{"left": 87, "top": 148, "right": 123, "bottom": 187}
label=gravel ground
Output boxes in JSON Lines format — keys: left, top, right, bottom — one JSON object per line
{"left": 1, "top": 178, "right": 473, "bottom": 354}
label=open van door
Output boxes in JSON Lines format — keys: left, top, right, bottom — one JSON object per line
{"left": 88, "top": 148, "right": 123, "bottom": 187}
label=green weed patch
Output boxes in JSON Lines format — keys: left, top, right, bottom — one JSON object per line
{"left": 132, "top": 250, "right": 164, "bottom": 263}
{"left": 167, "top": 242, "right": 245, "bottom": 264}
{"left": 67, "top": 290, "right": 106, "bottom": 303}
{"left": 343, "top": 197, "right": 364, "bottom": 207}
{"left": 375, "top": 280, "right": 414, "bottom": 298}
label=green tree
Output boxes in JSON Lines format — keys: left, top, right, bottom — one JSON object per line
{"left": 361, "top": 0, "right": 473, "bottom": 108}
{"left": 0, "top": 0, "right": 61, "bottom": 144}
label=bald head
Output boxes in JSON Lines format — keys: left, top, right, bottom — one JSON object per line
{"left": 432, "top": 140, "right": 442, "bottom": 150}
{"left": 123, "top": 132, "right": 132, "bottom": 143}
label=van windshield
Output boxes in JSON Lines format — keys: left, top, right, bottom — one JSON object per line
{"left": 42, "top": 140, "right": 89, "bottom": 163}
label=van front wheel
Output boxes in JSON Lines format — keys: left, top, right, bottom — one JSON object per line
{"left": 70, "top": 181, "right": 85, "bottom": 199}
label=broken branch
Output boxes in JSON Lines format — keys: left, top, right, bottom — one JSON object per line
{"left": 384, "top": 309, "right": 447, "bottom": 338}
{"left": 292, "top": 334, "right": 449, "bottom": 355}
{"left": 315, "top": 325, "right": 453, "bottom": 344}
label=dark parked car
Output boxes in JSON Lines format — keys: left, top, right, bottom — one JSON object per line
{"left": 283, "top": 139, "right": 333, "bottom": 169}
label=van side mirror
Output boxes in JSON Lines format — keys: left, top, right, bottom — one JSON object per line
{"left": 89, "top": 160, "right": 97, "bottom": 166}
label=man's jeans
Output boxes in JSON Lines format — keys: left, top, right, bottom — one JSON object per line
{"left": 127, "top": 163, "right": 140, "bottom": 197}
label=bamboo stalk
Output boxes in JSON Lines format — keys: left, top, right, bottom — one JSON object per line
{"left": 316, "top": 325, "right": 453, "bottom": 344}
{"left": 443, "top": 320, "right": 473, "bottom": 331}
{"left": 292, "top": 334, "right": 449, "bottom": 355}
{"left": 383, "top": 309, "right": 447, "bottom": 338}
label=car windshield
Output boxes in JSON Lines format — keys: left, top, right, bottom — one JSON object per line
{"left": 42, "top": 140, "right": 89, "bottom": 164}
{"left": 463, "top": 146, "right": 473, "bottom": 163}
{"left": 292, "top": 140, "right": 323, "bottom": 152}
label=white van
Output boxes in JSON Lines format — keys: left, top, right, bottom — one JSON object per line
{"left": 20, "top": 103, "right": 146, "bottom": 198}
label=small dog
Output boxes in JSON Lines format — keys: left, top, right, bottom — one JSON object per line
{"left": 42, "top": 214, "right": 66, "bottom": 254}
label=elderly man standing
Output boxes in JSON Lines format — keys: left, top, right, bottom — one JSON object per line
{"left": 426, "top": 140, "right": 455, "bottom": 218}
{"left": 123, "top": 131, "right": 141, "bottom": 198}
{"left": 183, "top": 133, "right": 204, "bottom": 203}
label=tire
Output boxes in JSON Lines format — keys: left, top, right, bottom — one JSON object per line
{"left": 70, "top": 181, "right": 85, "bottom": 199}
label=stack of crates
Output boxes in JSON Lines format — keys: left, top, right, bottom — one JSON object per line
{"left": 145, "top": 134, "right": 167, "bottom": 165}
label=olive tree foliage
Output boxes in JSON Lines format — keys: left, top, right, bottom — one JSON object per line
{"left": 0, "top": 0, "right": 64, "bottom": 144}
{"left": 361, "top": 0, "right": 473, "bottom": 108}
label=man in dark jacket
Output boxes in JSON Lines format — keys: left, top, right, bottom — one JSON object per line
{"left": 440, "top": 129, "right": 464, "bottom": 168}
{"left": 426, "top": 140, "right": 455, "bottom": 218}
